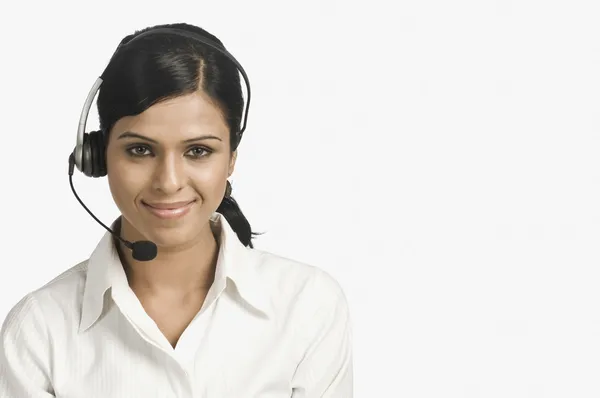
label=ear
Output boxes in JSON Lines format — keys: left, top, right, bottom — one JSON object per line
{"left": 228, "top": 150, "right": 237, "bottom": 177}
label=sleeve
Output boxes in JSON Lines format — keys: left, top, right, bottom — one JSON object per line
{"left": 291, "top": 275, "right": 354, "bottom": 397}
{"left": 0, "top": 293, "right": 56, "bottom": 397}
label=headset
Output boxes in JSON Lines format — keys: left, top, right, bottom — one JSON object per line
{"left": 72, "top": 27, "right": 251, "bottom": 178}
{"left": 67, "top": 28, "right": 252, "bottom": 261}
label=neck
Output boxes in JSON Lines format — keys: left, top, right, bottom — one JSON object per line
{"left": 115, "top": 217, "right": 220, "bottom": 296}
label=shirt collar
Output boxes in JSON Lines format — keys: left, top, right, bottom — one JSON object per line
{"left": 79, "top": 212, "right": 270, "bottom": 332}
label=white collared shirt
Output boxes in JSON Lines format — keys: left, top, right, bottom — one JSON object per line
{"left": 0, "top": 213, "right": 352, "bottom": 397}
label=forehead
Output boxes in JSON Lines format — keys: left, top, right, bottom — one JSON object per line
{"left": 111, "top": 91, "right": 229, "bottom": 141}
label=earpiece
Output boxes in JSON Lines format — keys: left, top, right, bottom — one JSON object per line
{"left": 79, "top": 130, "right": 107, "bottom": 178}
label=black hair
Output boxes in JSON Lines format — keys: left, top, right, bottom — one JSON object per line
{"left": 97, "top": 22, "right": 259, "bottom": 248}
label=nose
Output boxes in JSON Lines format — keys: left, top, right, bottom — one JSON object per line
{"left": 151, "top": 153, "right": 186, "bottom": 194}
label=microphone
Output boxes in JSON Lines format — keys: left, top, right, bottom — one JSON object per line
{"left": 68, "top": 154, "right": 158, "bottom": 261}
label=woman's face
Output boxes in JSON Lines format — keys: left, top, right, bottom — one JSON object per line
{"left": 105, "top": 90, "right": 236, "bottom": 249}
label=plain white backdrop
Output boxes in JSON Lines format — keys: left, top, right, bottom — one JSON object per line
{"left": 1, "top": 0, "right": 599, "bottom": 396}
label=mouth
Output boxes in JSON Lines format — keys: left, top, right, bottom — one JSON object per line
{"left": 142, "top": 200, "right": 196, "bottom": 220}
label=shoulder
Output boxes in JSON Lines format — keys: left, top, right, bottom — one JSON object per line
{"left": 254, "top": 249, "right": 347, "bottom": 296}
{"left": 0, "top": 261, "right": 89, "bottom": 394}
{"left": 250, "top": 249, "right": 350, "bottom": 318}
{"left": 1, "top": 260, "right": 90, "bottom": 336}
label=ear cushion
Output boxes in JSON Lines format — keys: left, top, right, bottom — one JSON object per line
{"left": 98, "top": 131, "right": 108, "bottom": 176}
{"left": 96, "top": 130, "right": 107, "bottom": 177}
{"left": 82, "top": 133, "right": 94, "bottom": 177}
{"left": 89, "top": 130, "right": 107, "bottom": 178}
{"left": 89, "top": 131, "right": 97, "bottom": 177}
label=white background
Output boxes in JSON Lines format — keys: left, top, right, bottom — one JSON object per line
{"left": 1, "top": 0, "right": 599, "bottom": 396}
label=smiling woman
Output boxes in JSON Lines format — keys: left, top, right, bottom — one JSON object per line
{"left": 0, "top": 23, "right": 353, "bottom": 397}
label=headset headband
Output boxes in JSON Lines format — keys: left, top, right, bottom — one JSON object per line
{"left": 74, "top": 28, "right": 251, "bottom": 171}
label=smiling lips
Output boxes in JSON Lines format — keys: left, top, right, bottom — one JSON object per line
{"left": 142, "top": 200, "right": 196, "bottom": 219}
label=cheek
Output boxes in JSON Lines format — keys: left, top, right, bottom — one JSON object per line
{"left": 107, "top": 162, "right": 147, "bottom": 206}
{"left": 108, "top": 173, "right": 133, "bottom": 207}
{"left": 187, "top": 164, "right": 229, "bottom": 194}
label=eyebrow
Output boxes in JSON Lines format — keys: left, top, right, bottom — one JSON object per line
{"left": 117, "top": 131, "right": 222, "bottom": 143}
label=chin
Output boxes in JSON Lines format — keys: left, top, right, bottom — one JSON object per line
{"left": 140, "top": 214, "right": 212, "bottom": 249}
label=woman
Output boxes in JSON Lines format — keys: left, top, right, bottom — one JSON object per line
{"left": 0, "top": 23, "right": 352, "bottom": 397}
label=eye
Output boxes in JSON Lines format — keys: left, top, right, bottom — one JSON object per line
{"left": 126, "top": 145, "right": 152, "bottom": 157}
{"left": 186, "top": 146, "right": 212, "bottom": 158}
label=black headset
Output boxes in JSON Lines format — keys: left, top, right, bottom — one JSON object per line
{"left": 71, "top": 27, "right": 251, "bottom": 178}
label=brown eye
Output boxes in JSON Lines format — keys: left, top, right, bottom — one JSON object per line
{"left": 186, "top": 146, "right": 211, "bottom": 158}
{"left": 126, "top": 145, "right": 152, "bottom": 157}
